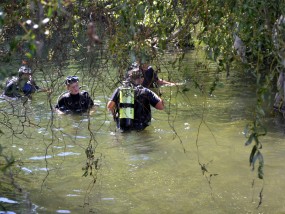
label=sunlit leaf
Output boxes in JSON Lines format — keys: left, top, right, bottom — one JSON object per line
{"left": 25, "top": 52, "right": 33, "bottom": 58}
{"left": 29, "top": 42, "right": 37, "bottom": 51}
{"left": 42, "top": 18, "right": 50, "bottom": 24}
{"left": 47, "top": 7, "right": 53, "bottom": 17}
{"left": 82, "top": 171, "right": 88, "bottom": 177}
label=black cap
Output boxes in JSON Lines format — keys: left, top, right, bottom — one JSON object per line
{"left": 65, "top": 76, "right": 79, "bottom": 85}
{"left": 127, "top": 68, "right": 143, "bottom": 81}
{"left": 18, "top": 65, "right": 32, "bottom": 74}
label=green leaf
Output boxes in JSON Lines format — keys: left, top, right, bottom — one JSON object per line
{"left": 258, "top": 164, "right": 264, "bottom": 179}
{"left": 82, "top": 171, "right": 88, "bottom": 177}
{"left": 25, "top": 52, "right": 33, "bottom": 59}
{"left": 258, "top": 152, "right": 264, "bottom": 179}
{"left": 245, "top": 133, "right": 254, "bottom": 146}
{"left": 251, "top": 150, "right": 260, "bottom": 169}
{"left": 249, "top": 145, "right": 257, "bottom": 166}
{"left": 48, "top": 7, "right": 53, "bottom": 17}
{"left": 182, "top": 87, "right": 190, "bottom": 92}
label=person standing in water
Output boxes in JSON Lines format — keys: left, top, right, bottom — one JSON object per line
{"left": 55, "top": 76, "right": 94, "bottom": 114}
{"left": 139, "top": 62, "right": 176, "bottom": 89}
{"left": 3, "top": 64, "right": 44, "bottom": 99}
{"left": 107, "top": 67, "right": 164, "bottom": 131}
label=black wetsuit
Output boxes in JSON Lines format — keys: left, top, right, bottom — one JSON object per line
{"left": 55, "top": 91, "right": 94, "bottom": 114}
{"left": 141, "top": 66, "right": 159, "bottom": 88}
{"left": 3, "top": 77, "right": 39, "bottom": 98}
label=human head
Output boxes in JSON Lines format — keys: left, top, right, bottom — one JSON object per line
{"left": 137, "top": 58, "right": 150, "bottom": 71}
{"left": 18, "top": 65, "right": 32, "bottom": 79}
{"left": 127, "top": 67, "right": 144, "bottom": 85}
{"left": 130, "top": 62, "right": 139, "bottom": 69}
{"left": 65, "top": 76, "right": 80, "bottom": 95}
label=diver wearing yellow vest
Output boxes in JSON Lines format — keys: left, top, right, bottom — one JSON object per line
{"left": 107, "top": 67, "right": 164, "bottom": 131}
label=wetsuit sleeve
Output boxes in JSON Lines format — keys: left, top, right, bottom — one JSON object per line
{"left": 55, "top": 97, "right": 66, "bottom": 110}
{"left": 145, "top": 88, "right": 161, "bottom": 107}
{"left": 4, "top": 82, "right": 15, "bottom": 96}
{"left": 84, "top": 91, "right": 94, "bottom": 107}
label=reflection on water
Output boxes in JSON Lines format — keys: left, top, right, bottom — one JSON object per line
{"left": 0, "top": 197, "right": 18, "bottom": 204}
{"left": 56, "top": 210, "right": 71, "bottom": 213}
{"left": 29, "top": 155, "right": 52, "bottom": 160}
{"left": 1, "top": 53, "right": 285, "bottom": 213}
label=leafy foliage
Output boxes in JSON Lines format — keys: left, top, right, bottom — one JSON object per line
{"left": 244, "top": 120, "right": 267, "bottom": 179}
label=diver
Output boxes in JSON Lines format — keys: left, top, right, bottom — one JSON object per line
{"left": 3, "top": 64, "right": 44, "bottom": 99}
{"left": 107, "top": 67, "right": 164, "bottom": 131}
{"left": 136, "top": 61, "right": 176, "bottom": 89}
{"left": 55, "top": 76, "right": 95, "bottom": 114}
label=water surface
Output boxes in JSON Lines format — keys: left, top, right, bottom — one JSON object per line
{"left": 1, "top": 52, "right": 285, "bottom": 213}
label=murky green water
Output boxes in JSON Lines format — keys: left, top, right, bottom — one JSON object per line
{"left": 1, "top": 52, "right": 285, "bottom": 213}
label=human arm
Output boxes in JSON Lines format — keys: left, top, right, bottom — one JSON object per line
{"left": 36, "top": 88, "right": 52, "bottom": 93}
{"left": 146, "top": 88, "right": 164, "bottom": 110}
{"left": 154, "top": 98, "right": 164, "bottom": 110}
{"left": 107, "top": 100, "right": 116, "bottom": 113}
{"left": 55, "top": 108, "right": 66, "bottom": 115}
{"left": 157, "top": 79, "right": 176, "bottom": 86}
{"left": 143, "top": 66, "right": 176, "bottom": 87}
{"left": 107, "top": 88, "right": 119, "bottom": 117}
{"left": 82, "top": 91, "right": 95, "bottom": 108}
{"left": 55, "top": 97, "right": 68, "bottom": 114}
{"left": 28, "top": 78, "right": 52, "bottom": 93}
{"left": 83, "top": 91, "right": 97, "bottom": 114}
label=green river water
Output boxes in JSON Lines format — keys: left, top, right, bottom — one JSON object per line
{"left": 0, "top": 51, "right": 285, "bottom": 214}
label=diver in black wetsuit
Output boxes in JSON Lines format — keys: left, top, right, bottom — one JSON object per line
{"left": 3, "top": 65, "right": 42, "bottom": 98}
{"left": 55, "top": 76, "right": 94, "bottom": 114}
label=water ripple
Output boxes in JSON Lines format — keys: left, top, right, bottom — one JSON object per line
{"left": 57, "top": 152, "right": 81, "bottom": 156}
{"left": 29, "top": 155, "right": 52, "bottom": 160}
